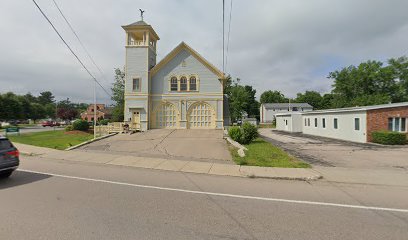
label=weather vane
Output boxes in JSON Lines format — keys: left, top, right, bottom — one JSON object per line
{"left": 139, "top": 9, "right": 145, "bottom": 21}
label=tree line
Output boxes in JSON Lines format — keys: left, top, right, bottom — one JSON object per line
{"left": 224, "top": 56, "right": 408, "bottom": 122}
{"left": 0, "top": 91, "right": 89, "bottom": 122}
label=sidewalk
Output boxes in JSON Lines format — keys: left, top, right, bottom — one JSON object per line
{"left": 16, "top": 143, "right": 322, "bottom": 181}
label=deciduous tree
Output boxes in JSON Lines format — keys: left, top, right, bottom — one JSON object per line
{"left": 260, "top": 90, "right": 287, "bottom": 104}
{"left": 111, "top": 68, "right": 125, "bottom": 122}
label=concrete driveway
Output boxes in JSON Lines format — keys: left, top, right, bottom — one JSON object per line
{"left": 259, "top": 128, "right": 408, "bottom": 170}
{"left": 78, "top": 129, "right": 232, "bottom": 163}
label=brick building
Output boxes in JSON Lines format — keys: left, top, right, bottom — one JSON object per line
{"left": 81, "top": 104, "right": 113, "bottom": 122}
{"left": 366, "top": 105, "right": 408, "bottom": 142}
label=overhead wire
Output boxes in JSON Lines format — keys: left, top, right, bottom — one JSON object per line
{"left": 31, "top": 0, "right": 112, "bottom": 98}
{"left": 52, "top": 0, "right": 109, "bottom": 86}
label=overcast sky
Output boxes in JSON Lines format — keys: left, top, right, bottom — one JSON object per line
{"left": 1, "top": 0, "right": 408, "bottom": 104}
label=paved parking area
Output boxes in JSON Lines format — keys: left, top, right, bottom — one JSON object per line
{"left": 78, "top": 129, "right": 232, "bottom": 163}
{"left": 259, "top": 129, "right": 408, "bottom": 170}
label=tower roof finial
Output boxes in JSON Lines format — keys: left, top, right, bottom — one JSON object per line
{"left": 139, "top": 9, "right": 145, "bottom": 21}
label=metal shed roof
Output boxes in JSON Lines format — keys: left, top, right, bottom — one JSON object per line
{"left": 302, "top": 102, "right": 408, "bottom": 115}
{"left": 263, "top": 103, "right": 313, "bottom": 109}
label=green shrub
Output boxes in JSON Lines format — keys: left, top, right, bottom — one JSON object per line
{"left": 98, "top": 119, "right": 110, "bottom": 125}
{"left": 228, "top": 123, "right": 258, "bottom": 144}
{"left": 65, "top": 125, "right": 74, "bottom": 132}
{"left": 72, "top": 120, "right": 89, "bottom": 132}
{"left": 241, "top": 122, "right": 258, "bottom": 144}
{"left": 372, "top": 131, "right": 407, "bottom": 145}
{"left": 228, "top": 126, "right": 242, "bottom": 143}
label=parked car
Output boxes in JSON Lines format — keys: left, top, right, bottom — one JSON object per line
{"left": 58, "top": 120, "right": 69, "bottom": 126}
{"left": 0, "top": 137, "right": 19, "bottom": 178}
{"left": 41, "top": 121, "right": 60, "bottom": 127}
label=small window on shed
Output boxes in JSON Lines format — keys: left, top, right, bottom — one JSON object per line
{"left": 334, "top": 118, "right": 338, "bottom": 129}
{"left": 354, "top": 118, "right": 360, "bottom": 131}
{"left": 314, "top": 118, "right": 318, "bottom": 127}
{"left": 304, "top": 118, "right": 307, "bottom": 126}
{"left": 307, "top": 118, "right": 310, "bottom": 126}
{"left": 322, "top": 118, "right": 326, "bottom": 128}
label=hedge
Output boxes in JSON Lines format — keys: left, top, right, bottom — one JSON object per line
{"left": 228, "top": 122, "right": 258, "bottom": 144}
{"left": 65, "top": 125, "right": 74, "bottom": 132}
{"left": 228, "top": 127, "right": 242, "bottom": 143}
{"left": 372, "top": 131, "right": 407, "bottom": 145}
{"left": 72, "top": 119, "right": 89, "bottom": 132}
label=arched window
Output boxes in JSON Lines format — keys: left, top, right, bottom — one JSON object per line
{"left": 180, "top": 76, "right": 187, "bottom": 91}
{"left": 170, "top": 77, "right": 178, "bottom": 91}
{"left": 189, "top": 76, "right": 197, "bottom": 91}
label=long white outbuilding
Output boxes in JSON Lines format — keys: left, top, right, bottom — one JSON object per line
{"left": 275, "top": 102, "right": 408, "bottom": 143}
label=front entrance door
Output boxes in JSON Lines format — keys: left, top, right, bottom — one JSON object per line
{"left": 132, "top": 111, "right": 140, "bottom": 130}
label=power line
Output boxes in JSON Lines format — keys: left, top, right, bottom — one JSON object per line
{"left": 225, "top": 0, "right": 233, "bottom": 73}
{"left": 31, "top": 0, "right": 112, "bottom": 98}
{"left": 52, "top": 0, "right": 109, "bottom": 85}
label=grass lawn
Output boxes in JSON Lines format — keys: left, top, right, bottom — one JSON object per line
{"left": 230, "top": 138, "right": 310, "bottom": 168}
{"left": 258, "top": 123, "right": 276, "bottom": 129}
{"left": 8, "top": 130, "right": 93, "bottom": 150}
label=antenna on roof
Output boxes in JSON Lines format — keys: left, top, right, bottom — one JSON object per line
{"left": 139, "top": 9, "right": 145, "bottom": 21}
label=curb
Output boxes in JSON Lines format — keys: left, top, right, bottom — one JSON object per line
{"left": 65, "top": 133, "right": 117, "bottom": 151}
{"left": 224, "top": 136, "right": 248, "bottom": 157}
{"left": 239, "top": 166, "right": 322, "bottom": 181}
{"left": 19, "top": 152, "right": 39, "bottom": 156}
{"left": 246, "top": 174, "right": 323, "bottom": 181}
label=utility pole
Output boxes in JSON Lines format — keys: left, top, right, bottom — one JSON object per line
{"left": 222, "top": 0, "right": 225, "bottom": 73}
{"left": 289, "top": 98, "right": 291, "bottom": 112}
{"left": 93, "top": 81, "right": 97, "bottom": 139}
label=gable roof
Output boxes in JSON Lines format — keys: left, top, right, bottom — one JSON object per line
{"left": 263, "top": 103, "right": 313, "bottom": 109}
{"left": 150, "top": 42, "right": 224, "bottom": 78}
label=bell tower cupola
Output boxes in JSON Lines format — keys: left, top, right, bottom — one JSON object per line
{"left": 122, "top": 12, "right": 160, "bottom": 132}
{"left": 122, "top": 14, "right": 160, "bottom": 70}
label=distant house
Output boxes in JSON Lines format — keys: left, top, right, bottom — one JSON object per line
{"left": 241, "top": 111, "right": 257, "bottom": 125}
{"left": 260, "top": 103, "right": 313, "bottom": 123}
{"left": 275, "top": 102, "right": 408, "bottom": 143}
{"left": 81, "top": 104, "right": 113, "bottom": 122}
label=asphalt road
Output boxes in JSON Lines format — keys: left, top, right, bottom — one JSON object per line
{"left": 1, "top": 126, "right": 64, "bottom": 136}
{"left": 0, "top": 156, "right": 407, "bottom": 240}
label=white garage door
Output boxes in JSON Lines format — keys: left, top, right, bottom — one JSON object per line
{"left": 152, "top": 103, "right": 177, "bottom": 128}
{"left": 188, "top": 103, "right": 215, "bottom": 128}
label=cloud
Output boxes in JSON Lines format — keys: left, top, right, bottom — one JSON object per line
{"left": 1, "top": 0, "right": 407, "bottom": 103}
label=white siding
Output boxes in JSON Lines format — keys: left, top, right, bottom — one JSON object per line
{"left": 260, "top": 104, "right": 313, "bottom": 123}
{"left": 302, "top": 111, "right": 367, "bottom": 143}
{"left": 276, "top": 114, "right": 303, "bottom": 132}
{"left": 152, "top": 49, "right": 222, "bottom": 94}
